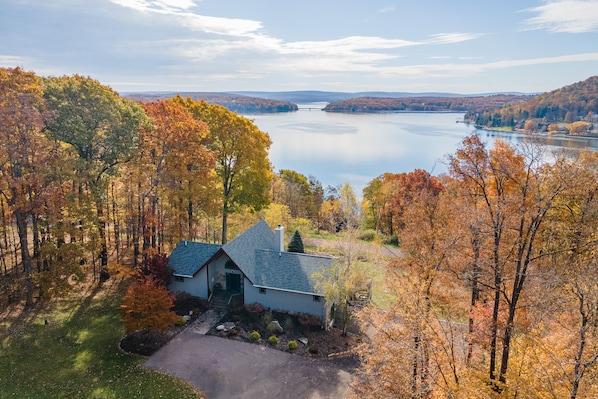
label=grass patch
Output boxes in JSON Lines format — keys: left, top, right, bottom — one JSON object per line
{"left": 0, "top": 281, "right": 202, "bottom": 399}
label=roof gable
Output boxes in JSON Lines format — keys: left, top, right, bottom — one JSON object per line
{"left": 169, "top": 241, "right": 221, "bottom": 277}
{"left": 222, "top": 220, "right": 275, "bottom": 283}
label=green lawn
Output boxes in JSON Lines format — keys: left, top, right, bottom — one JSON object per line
{"left": 0, "top": 282, "right": 201, "bottom": 399}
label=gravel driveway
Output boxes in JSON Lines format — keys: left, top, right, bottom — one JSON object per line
{"left": 144, "top": 330, "right": 357, "bottom": 399}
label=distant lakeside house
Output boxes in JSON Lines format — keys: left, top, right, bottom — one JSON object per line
{"left": 167, "top": 221, "right": 335, "bottom": 324}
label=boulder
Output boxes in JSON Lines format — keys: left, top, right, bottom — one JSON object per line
{"left": 298, "top": 337, "right": 308, "bottom": 346}
{"left": 223, "top": 321, "right": 236, "bottom": 330}
{"left": 267, "top": 320, "right": 284, "bottom": 334}
{"left": 216, "top": 324, "right": 225, "bottom": 331}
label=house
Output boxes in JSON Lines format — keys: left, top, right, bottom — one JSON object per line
{"left": 168, "top": 220, "right": 335, "bottom": 323}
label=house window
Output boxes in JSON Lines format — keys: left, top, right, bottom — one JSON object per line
{"left": 259, "top": 287, "right": 266, "bottom": 294}
{"left": 313, "top": 295, "right": 321, "bottom": 302}
{"left": 174, "top": 276, "right": 184, "bottom": 282}
{"left": 225, "top": 260, "right": 237, "bottom": 270}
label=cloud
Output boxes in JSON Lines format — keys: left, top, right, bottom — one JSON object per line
{"left": 377, "top": 6, "right": 396, "bottom": 13}
{"left": 522, "top": 0, "right": 598, "bottom": 33}
{"left": 428, "top": 33, "right": 482, "bottom": 44}
{"left": 0, "top": 55, "right": 29, "bottom": 67}
{"left": 380, "top": 52, "right": 598, "bottom": 77}
{"left": 108, "top": 0, "right": 484, "bottom": 78}
{"left": 110, "top": 0, "right": 263, "bottom": 36}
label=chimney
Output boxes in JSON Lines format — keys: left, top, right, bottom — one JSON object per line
{"left": 275, "top": 225, "right": 284, "bottom": 254}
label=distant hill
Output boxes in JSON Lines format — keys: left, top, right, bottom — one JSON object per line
{"left": 229, "top": 90, "right": 530, "bottom": 104}
{"left": 124, "top": 92, "right": 298, "bottom": 114}
{"left": 322, "top": 95, "right": 531, "bottom": 113}
{"left": 464, "top": 76, "right": 598, "bottom": 130}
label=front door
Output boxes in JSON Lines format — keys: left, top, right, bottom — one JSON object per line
{"left": 226, "top": 273, "right": 241, "bottom": 292}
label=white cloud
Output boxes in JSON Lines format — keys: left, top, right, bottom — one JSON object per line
{"left": 380, "top": 52, "right": 598, "bottom": 77}
{"left": 282, "top": 36, "right": 419, "bottom": 53}
{"left": 110, "top": 0, "right": 263, "bottom": 36}
{"left": 377, "top": 6, "right": 396, "bottom": 13}
{"left": 428, "top": 33, "right": 482, "bottom": 44}
{"left": 111, "top": 0, "right": 196, "bottom": 12}
{"left": 522, "top": 0, "right": 598, "bottom": 33}
{"left": 0, "top": 55, "right": 29, "bottom": 67}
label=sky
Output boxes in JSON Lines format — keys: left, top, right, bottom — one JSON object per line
{"left": 1, "top": 0, "right": 597, "bottom": 94}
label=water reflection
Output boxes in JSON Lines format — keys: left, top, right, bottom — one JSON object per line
{"left": 246, "top": 108, "right": 598, "bottom": 193}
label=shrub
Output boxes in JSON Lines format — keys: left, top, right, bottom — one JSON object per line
{"left": 245, "top": 303, "right": 265, "bottom": 313}
{"left": 262, "top": 312, "right": 272, "bottom": 326}
{"left": 268, "top": 335, "right": 279, "bottom": 345}
{"left": 249, "top": 330, "right": 261, "bottom": 341}
{"left": 288, "top": 340, "right": 298, "bottom": 350}
{"left": 359, "top": 229, "right": 377, "bottom": 242}
{"left": 383, "top": 234, "right": 399, "bottom": 246}
{"left": 308, "top": 346, "right": 319, "bottom": 355}
{"left": 284, "top": 316, "right": 294, "bottom": 331}
{"left": 175, "top": 317, "right": 187, "bottom": 327}
{"left": 228, "top": 329, "right": 238, "bottom": 337}
{"left": 298, "top": 313, "right": 321, "bottom": 328}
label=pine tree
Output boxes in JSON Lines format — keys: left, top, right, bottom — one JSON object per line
{"left": 287, "top": 230, "right": 305, "bottom": 253}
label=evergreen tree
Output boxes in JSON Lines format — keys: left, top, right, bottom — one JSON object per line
{"left": 287, "top": 230, "right": 305, "bottom": 253}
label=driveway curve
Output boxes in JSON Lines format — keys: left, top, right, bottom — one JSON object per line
{"left": 144, "top": 331, "right": 356, "bottom": 399}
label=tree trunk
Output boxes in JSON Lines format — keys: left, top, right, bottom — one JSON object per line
{"left": 151, "top": 195, "right": 158, "bottom": 249}
{"left": 489, "top": 267, "right": 501, "bottom": 385}
{"left": 111, "top": 182, "right": 120, "bottom": 263}
{"left": 221, "top": 210, "right": 228, "bottom": 244}
{"left": 467, "top": 228, "right": 481, "bottom": 364}
{"left": 14, "top": 209, "right": 33, "bottom": 306}
{"left": 188, "top": 199, "right": 193, "bottom": 240}
{"left": 96, "top": 201, "right": 109, "bottom": 283}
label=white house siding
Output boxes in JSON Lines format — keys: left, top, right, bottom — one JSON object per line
{"left": 169, "top": 267, "right": 208, "bottom": 298}
{"left": 243, "top": 281, "right": 326, "bottom": 320}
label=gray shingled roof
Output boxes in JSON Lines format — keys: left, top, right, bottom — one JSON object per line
{"left": 252, "top": 250, "right": 334, "bottom": 294}
{"left": 221, "top": 220, "right": 275, "bottom": 282}
{"left": 169, "top": 241, "right": 221, "bottom": 277}
{"left": 168, "top": 220, "right": 334, "bottom": 294}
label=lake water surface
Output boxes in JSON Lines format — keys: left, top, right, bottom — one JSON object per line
{"left": 246, "top": 104, "right": 598, "bottom": 193}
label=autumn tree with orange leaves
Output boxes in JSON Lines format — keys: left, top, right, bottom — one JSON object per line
{"left": 134, "top": 99, "right": 216, "bottom": 259}
{"left": 120, "top": 276, "right": 179, "bottom": 334}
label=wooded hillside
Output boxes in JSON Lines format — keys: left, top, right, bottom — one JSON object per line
{"left": 323, "top": 94, "right": 530, "bottom": 113}
{"left": 126, "top": 92, "right": 298, "bottom": 113}
{"left": 465, "top": 76, "right": 598, "bottom": 130}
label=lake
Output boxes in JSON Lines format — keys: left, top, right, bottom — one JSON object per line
{"left": 246, "top": 104, "right": 598, "bottom": 194}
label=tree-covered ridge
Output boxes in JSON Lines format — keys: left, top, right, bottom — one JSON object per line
{"left": 465, "top": 75, "right": 598, "bottom": 130}
{"left": 126, "top": 92, "right": 298, "bottom": 113}
{"left": 323, "top": 94, "right": 530, "bottom": 113}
